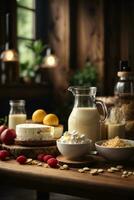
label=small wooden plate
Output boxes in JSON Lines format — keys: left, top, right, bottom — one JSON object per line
{"left": 57, "top": 155, "right": 94, "bottom": 168}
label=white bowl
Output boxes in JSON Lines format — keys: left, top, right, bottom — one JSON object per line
{"left": 95, "top": 139, "right": 134, "bottom": 162}
{"left": 56, "top": 141, "right": 90, "bottom": 160}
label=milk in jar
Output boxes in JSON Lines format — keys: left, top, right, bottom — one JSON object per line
{"left": 68, "top": 86, "right": 107, "bottom": 146}
{"left": 9, "top": 114, "right": 26, "bottom": 130}
{"left": 8, "top": 100, "right": 27, "bottom": 130}
{"left": 68, "top": 107, "right": 100, "bottom": 143}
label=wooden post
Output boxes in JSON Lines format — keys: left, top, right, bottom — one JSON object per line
{"left": 74, "top": 0, "right": 105, "bottom": 93}
{"left": 47, "top": 0, "right": 70, "bottom": 100}
{"left": 104, "top": 0, "right": 121, "bottom": 95}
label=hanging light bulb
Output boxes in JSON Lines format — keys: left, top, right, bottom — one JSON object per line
{"left": 42, "top": 48, "right": 58, "bottom": 68}
{"left": 0, "top": 13, "right": 19, "bottom": 62}
{"left": 1, "top": 49, "right": 18, "bottom": 62}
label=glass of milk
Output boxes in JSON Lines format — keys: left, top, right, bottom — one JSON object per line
{"left": 107, "top": 106, "right": 126, "bottom": 139}
{"left": 8, "top": 100, "right": 27, "bottom": 130}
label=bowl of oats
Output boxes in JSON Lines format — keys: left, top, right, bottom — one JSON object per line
{"left": 95, "top": 136, "right": 134, "bottom": 162}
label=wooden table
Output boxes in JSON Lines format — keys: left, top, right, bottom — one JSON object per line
{"left": 0, "top": 159, "right": 134, "bottom": 200}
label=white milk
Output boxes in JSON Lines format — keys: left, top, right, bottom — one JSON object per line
{"left": 8, "top": 114, "right": 27, "bottom": 130}
{"left": 108, "top": 123, "right": 125, "bottom": 139}
{"left": 68, "top": 107, "right": 101, "bottom": 144}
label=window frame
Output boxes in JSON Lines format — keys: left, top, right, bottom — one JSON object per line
{"left": 16, "top": 0, "right": 36, "bottom": 62}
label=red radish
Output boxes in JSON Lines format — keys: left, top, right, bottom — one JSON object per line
{"left": 10, "top": 129, "right": 16, "bottom": 138}
{"left": 37, "top": 153, "right": 45, "bottom": 162}
{"left": 0, "top": 150, "right": 9, "bottom": 160}
{"left": 0, "top": 125, "right": 7, "bottom": 135}
{"left": 47, "top": 158, "right": 58, "bottom": 168}
{"left": 16, "top": 155, "right": 27, "bottom": 164}
{"left": 43, "top": 155, "right": 53, "bottom": 163}
{"left": 1, "top": 128, "right": 16, "bottom": 145}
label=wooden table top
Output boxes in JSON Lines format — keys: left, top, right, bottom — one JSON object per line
{"left": 0, "top": 158, "right": 134, "bottom": 200}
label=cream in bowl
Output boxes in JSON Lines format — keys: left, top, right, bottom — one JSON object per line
{"left": 95, "top": 136, "right": 134, "bottom": 162}
{"left": 57, "top": 130, "right": 91, "bottom": 160}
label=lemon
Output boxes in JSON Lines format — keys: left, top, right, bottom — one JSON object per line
{"left": 32, "top": 109, "right": 47, "bottom": 123}
{"left": 43, "top": 114, "right": 59, "bottom": 126}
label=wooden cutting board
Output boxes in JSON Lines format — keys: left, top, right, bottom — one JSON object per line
{"left": 2, "top": 144, "right": 59, "bottom": 158}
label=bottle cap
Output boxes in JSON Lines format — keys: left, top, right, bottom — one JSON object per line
{"left": 9, "top": 100, "right": 25, "bottom": 106}
{"left": 119, "top": 60, "right": 131, "bottom": 71}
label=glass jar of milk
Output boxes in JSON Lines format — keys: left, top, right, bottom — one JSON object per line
{"left": 8, "top": 100, "right": 27, "bottom": 130}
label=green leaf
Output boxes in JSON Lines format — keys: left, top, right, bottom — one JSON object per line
{"left": 20, "top": 39, "right": 46, "bottom": 79}
{"left": 70, "top": 61, "right": 97, "bottom": 86}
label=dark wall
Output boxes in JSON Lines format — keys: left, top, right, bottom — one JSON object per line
{"left": 0, "top": 0, "right": 17, "bottom": 50}
{"left": 1, "top": 0, "right": 134, "bottom": 97}
{"left": 104, "top": 0, "right": 134, "bottom": 95}
{"left": 36, "top": 0, "right": 50, "bottom": 43}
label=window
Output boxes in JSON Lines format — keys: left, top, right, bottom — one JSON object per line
{"left": 16, "top": 0, "right": 36, "bottom": 64}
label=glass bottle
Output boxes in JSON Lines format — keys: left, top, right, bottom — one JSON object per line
{"left": 8, "top": 100, "right": 27, "bottom": 130}
{"left": 114, "top": 60, "right": 134, "bottom": 139}
{"left": 68, "top": 86, "right": 107, "bottom": 147}
{"left": 114, "top": 60, "right": 134, "bottom": 103}
{"left": 106, "top": 106, "right": 126, "bottom": 139}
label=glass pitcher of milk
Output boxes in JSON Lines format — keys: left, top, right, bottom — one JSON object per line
{"left": 68, "top": 86, "right": 107, "bottom": 146}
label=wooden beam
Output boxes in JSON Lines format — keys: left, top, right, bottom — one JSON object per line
{"left": 76, "top": 0, "right": 105, "bottom": 92}
{"left": 48, "top": 0, "right": 70, "bottom": 92}
{"left": 104, "top": 0, "right": 121, "bottom": 95}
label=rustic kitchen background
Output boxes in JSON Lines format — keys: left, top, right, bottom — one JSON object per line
{"left": 0, "top": 0, "right": 134, "bottom": 124}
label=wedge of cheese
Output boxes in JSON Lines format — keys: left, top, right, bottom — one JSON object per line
{"left": 52, "top": 124, "right": 63, "bottom": 139}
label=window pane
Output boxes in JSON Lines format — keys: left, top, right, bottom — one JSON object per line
{"left": 17, "top": 8, "right": 35, "bottom": 39}
{"left": 17, "top": 0, "right": 35, "bottom": 9}
{"left": 18, "top": 39, "right": 34, "bottom": 64}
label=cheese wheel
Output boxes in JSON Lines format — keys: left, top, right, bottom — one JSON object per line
{"left": 16, "top": 123, "right": 54, "bottom": 141}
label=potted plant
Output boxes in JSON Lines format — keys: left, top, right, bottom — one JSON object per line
{"left": 70, "top": 60, "right": 97, "bottom": 86}
{"left": 20, "top": 40, "right": 46, "bottom": 83}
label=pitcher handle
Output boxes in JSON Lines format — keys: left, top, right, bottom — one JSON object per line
{"left": 95, "top": 100, "right": 108, "bottom": 122}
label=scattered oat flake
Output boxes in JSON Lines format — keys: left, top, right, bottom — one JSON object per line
{"left": 78, "top": 169, "right": 85, "bottom": 173}
{"left": 37, "top": 162, "right": 43, "bottom": 166}
{"left": 63, "top": 164, "right": 69, "bottom": 169}
{"left": 128, "top": 171, "right": 132, "bottom": 176}
{"left": 123, "top": 171, "right": 128, "bottom": 175}
{"left": 90, "top": 169, "right": 98, "bottom": 175}
{"left": 116, "top": 165, "right": 123, "bottom": 169}
{"left": 98, "top": 169, "right": 104, "bottom": 173}
{"left": 60, "top": 166, "right": 65, "bottom": 170}
{"left": 110, "top": 167, "right": 119, "bottom": 171}
{"left": 44, "top": 164, "right": 49, "bottom": 168}
{"left": 83, "top": 167, "right": 90, "bottom": 171}
{"left": 32, "top": 160, "right": 38, "bottom": 165}
{"left": 107, "top": 168, "right": 114, "bottom": 173}
{"left": 26, "top": 158, "right": 33, "bottom": 164}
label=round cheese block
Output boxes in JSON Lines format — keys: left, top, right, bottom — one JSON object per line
{"left": 15, "top": 123, "right": 55, "bottom": 146}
